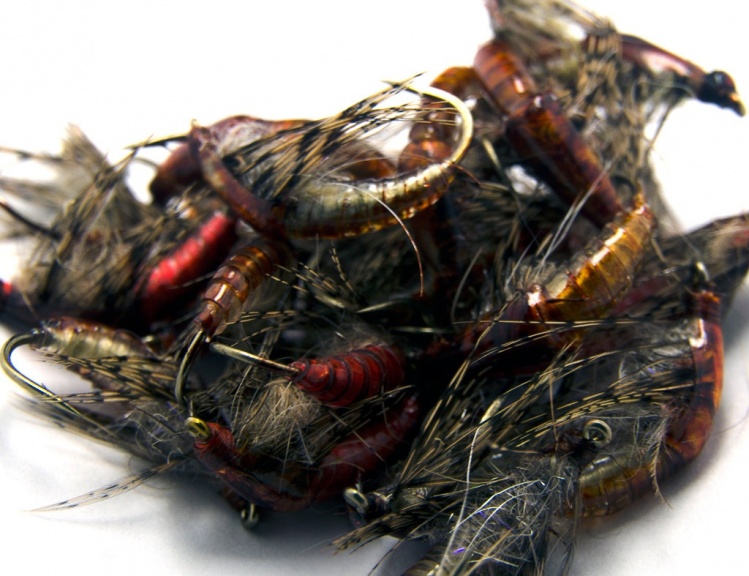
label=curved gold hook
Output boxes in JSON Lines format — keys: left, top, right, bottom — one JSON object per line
{"left": 400, "top": 83, "right": 474, "bottom": 168}
{"left": 174, "top": 330, "right": 204, "bottom": 407}
{"left": 2, "top": 329, "right": 104, "bottom": 428}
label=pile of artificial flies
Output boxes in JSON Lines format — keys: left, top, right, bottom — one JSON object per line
{"left": 1, "top": 1, "right": 746, "bottom": 574}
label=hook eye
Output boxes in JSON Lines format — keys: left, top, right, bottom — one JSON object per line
{"left": 582, "top": 419, "right": 612, "bottom": 449}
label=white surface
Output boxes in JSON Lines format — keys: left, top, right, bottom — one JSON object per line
{"left": 0, "top": 1, "right": 747, "bottom": 574}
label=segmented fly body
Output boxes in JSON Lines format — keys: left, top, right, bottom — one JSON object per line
{"left": 213, "top": 342, "right": 406, "bottom": 408}
{"left": 137, "top": 209, "right": 238, "bottom": 325}
{"left": 420, "top": 191, "right": 655, "bottom": 377}
{"left": 189, "top": 82, "right": 473, "bottom": 240}
{"left": 185, "top": 391, "right": 419, "bottom": 514}
{"left": 287, "top": 344, "right": 406, "bottom": 407}
{"left": 189, "top": 240, "right": 294, "bottom": 339}
{"left": 579, "top": 278, "right": 724, "bottom": 515}
{"left": 474, "top": 38, "right": 627, "bottom": 227}
{"left": 3, "top": 317, "right": 158, "bottom": 424}
{"left": 174, "top": 237, "right": 294, "bottom": 403}
{"left": 2, "top": 316, "right": 191, "bottom": 467}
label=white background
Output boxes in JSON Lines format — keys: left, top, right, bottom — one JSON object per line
{"left": 0, "top": 1, "right": 747, "bottom": 574}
